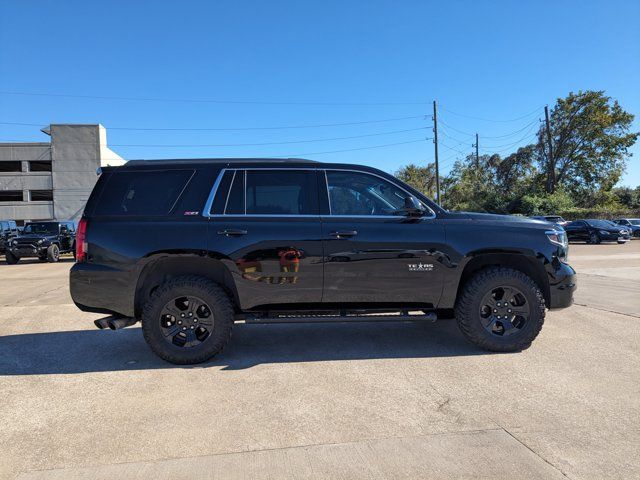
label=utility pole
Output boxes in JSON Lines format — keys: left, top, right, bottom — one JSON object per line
{"left": 544, "top": 105, "right": 555, "bottom": 193}
{"left": 433, "top": 100, "right": 440, "bottom": 204}
{"left": 474, "top": 133, "right": 479, "bottom": 168}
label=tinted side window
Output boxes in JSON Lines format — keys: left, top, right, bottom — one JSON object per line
{"left": 245, "top": 170, "right": 318, "bottom": 215}
{"left": 210, "top": 170, "right": 234, "bottom": 215}
{"left": 95, "top": 170, "right": 194, "bottom": 216}
{"left": 326, "top": 170, "right": 419, "bottom": 216}
{"left": 225, "top": 170, "right": 245, "bottom": 214}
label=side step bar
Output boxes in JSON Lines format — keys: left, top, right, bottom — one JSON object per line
{"left": 240, "top": 310, "right": 438, "bottom": 324}
{"left": 94, "top": 316, "right": 137, "bottom": 330}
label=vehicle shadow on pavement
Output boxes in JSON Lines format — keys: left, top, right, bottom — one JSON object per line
{"left": 0, "top": 320, "right": 489, "bottom": 375}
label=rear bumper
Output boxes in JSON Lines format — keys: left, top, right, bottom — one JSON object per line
{"left": 548, "top": 261, "right": 576, "bottom": 309}
{"left": 70, "top": 262, "right": 135, "bottom": 317}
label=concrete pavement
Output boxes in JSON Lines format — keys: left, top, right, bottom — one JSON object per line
{"left": 1, "top": 242, "right": 639, "bottom": 479}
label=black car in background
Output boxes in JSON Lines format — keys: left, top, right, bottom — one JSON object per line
{"left": 613, "top": 218, "right": 640, "bottom": 238}
{"left": 564, "top": 219, "right": 630, "bottom": 244}
{"left": 5, "top": 221, "right": 77, "bottom": 264}
{"left": 0, "top": 220, "right": 19, "bottom": 254}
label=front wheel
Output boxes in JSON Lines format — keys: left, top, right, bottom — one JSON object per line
{"left": 47, "top": 244, "right": 60, "bottom": 262}
{"left": 455, "top": 267, "right": 546, "bottom": 352}
{"left": 142, "top": 275, "right": 234, "bottom": 364}
{"left": 5, "top": 251, "right": 19, "bottom": 264}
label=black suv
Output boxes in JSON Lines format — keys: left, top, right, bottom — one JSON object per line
{"left": 70, "top": 159, "right": 576, "bottom": 364}
{"left": 0, "top": 220, "right": 19, "bottom": 254}
{"left": 6, "top": 221, "right": 76, "bottom": 264}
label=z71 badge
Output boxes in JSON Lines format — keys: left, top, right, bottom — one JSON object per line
{"left": 408, "top": 263, "right": 434, "bottom": 272}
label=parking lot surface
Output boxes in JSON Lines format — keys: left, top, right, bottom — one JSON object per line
{"left": 1, "top": 242, "right": 639, "bottom": 479}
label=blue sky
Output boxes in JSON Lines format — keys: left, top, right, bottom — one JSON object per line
{"left": 1, "top": 0, "right": 638, "bottom": 185}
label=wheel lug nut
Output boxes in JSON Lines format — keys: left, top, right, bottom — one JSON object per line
{"left": 188, "top": 313, "right": 193, "bottom": 317}
{"left": 190, "top": 326, "right": 194, "bottom": 329}
{"left": 178, "top": 321, "right": 182, "bottom": 325}
{"left": 493, "top": 309, "right": 497, "bottom": 313}
{"left": 182, "top": 326, "right": 187, "bottom": 330}
{"left": 180, "top": 313, "right": 185, "bottom": 318}
{"left": 194, "top": 319, "right": 198, "bottom": 322}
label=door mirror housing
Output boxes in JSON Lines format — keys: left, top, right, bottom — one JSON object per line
{"left": 400, "top": 196, "right": 427, "bottom": 217}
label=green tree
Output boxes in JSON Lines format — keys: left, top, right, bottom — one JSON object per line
{"left": 395, "top": 163, "right": 437, "bottom": 198}
{"left": 538, "top": 90, "right": 637, "bottom": 195}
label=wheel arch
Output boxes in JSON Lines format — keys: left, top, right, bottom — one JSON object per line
{"left": 134, "top": 253, "right": 239, "bottom": 318}
{"left": 451, "top": 251, "right": 550, "bottom": 308}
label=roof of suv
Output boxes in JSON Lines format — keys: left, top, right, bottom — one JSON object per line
{"left": 124, "top": 158, "right": 319, "bottom": 166}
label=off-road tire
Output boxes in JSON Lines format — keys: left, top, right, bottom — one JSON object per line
{"left": 5, "top": 250, "right": 19, "bottom": 264}
{"left": 47, "top": 244, "right": 60, "bottom": 262}
{"left": 455, "top": 267, "right": 546, "bottom": 352}
{"left": 142, "top": 275, "right": 234, "bottom": 364}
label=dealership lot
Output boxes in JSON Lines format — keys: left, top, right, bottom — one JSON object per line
{"left": 1, "top": 243, "right": 639, "bottom": 480}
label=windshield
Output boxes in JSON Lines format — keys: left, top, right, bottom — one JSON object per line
{"left": 586, "top": 219, "right": 616, "bottom": 229}
{"left": 23, "top": 222, "right": 59, "bottom": 235}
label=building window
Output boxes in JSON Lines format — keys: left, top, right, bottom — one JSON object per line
{"left": 0, "top": 161, "right": 22, "bottom": 172}
{"left": 30, "top": 190, "right": 54, "bottom": 201}
{"left": 0, "top": 190, "right": 24, "bottom": 202}
{"left": 29, "top": 161, "right": 52, "bottom": 172}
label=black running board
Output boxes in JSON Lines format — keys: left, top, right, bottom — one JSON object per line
{"left": 239, "top": 310, "right": 437, "bottom": 324}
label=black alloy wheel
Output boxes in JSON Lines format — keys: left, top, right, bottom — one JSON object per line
{"left": 159, "top": 295, "right": 214, "bottom": 348}
{"left": 142, "top": 276, "right": 234, "bottom": 364}
{"left": 479, "top": 286, "right": 530, "bottom": 337}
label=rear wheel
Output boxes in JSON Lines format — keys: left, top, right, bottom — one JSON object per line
{"left": 455, "top": 267, "right": 546, "bottom": 352}
{"left": 47, "top": 244, "right": 60, "bottom": 262}
{"left": 588, "top": 232, "right": 601, "bottom": 244}
{"left": 5, "top": 251, "right": 19, "bottom": 264}
{"left": 142, "top": 275, "right": 234, "bottom": 364}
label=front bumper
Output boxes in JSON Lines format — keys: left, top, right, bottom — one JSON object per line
{"left": 548, "top": 261, "right": 576, "bottom": 309}
{"left": 7, "top": 245, "right": 47, "bottom": 258}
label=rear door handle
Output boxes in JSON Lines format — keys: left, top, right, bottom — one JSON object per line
{"left": 217, "top": 229, "right": 248, "bottom": 236}
{"left": 329, "top": 230, "right": 358, "bottom": 238}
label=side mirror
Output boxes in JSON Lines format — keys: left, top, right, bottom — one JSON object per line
{"left": 401, "top": 196, "right": 426, "bottom": 217}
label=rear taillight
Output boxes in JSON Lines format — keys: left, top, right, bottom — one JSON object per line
{"left": 76, "top": 218, "right": 88, "bottom": 262}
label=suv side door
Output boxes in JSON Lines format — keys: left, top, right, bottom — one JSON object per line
{"left": 319, "top": 168, "right": 446, "bottom": 306}
{"left": 205, "top": 168, "right": 324, "bottom": 309}
{"left": 565, "top": 221, "right": 587, "bottom": 241}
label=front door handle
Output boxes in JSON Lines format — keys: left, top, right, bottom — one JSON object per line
{"left": 217, "top": 229, "right": 248, "bottom": 236}
{"left": 329, "top": 230, "right": 358, "bottom": 238}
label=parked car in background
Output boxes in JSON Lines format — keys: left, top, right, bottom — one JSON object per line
{"left": 5, "top": 220, "right": 76, "bottom": 264}
{"left": 0, "top": 220, "right": 19, "bottom": 254}
{"left": 530, "top": 215, "right": 569, "bottom": 227}
{"left": 612, "top": 218, "right": 640, "bottom": 238}
{"left": 564, "top": 219, "right": 631, "bottom": 244}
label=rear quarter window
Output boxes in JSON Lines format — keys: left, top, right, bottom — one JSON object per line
{"left": 94, "top": 170, "right": 194, "bottom": 216}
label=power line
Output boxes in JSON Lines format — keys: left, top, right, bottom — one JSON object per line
{"left": 0, "top": 114, "right": 428, "bottom": 131}
{"left": 439, "top": 117, "right": 540, "bottom": 140}
{"left": 439, "top": 105, "right": 542, "bottom": 123}
{"left": 0, "top": 90, "right": 430, "bottom": 106}
{"left": 258, "top": 139, "right": 427, "bottom": 157}
{"left": 478, "top": 123, "right": 539, "bottom": 153}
